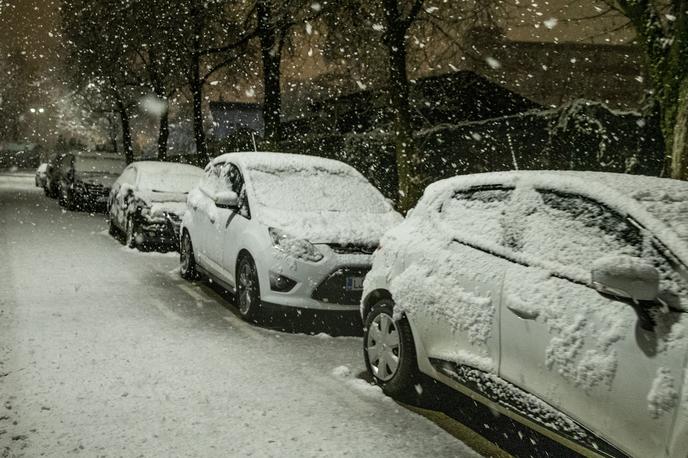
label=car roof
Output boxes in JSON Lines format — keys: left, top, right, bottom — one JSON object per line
{"left": 211, "top": 152, "right": 359, "bottom": 175}
{"left": 130, "top": 161, "right": 203, "bottom": 175}
{"left": 423, "top": 170, "right": 688, "bottom": 264}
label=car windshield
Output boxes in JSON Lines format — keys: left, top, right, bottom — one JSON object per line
{"left": 74, "top": 157, "right": 125, "bottom": 175}
{"left": 249, "top": 167, "right": 389, "bottom": 213}
{"left": 139, "top": 170, "right": 203, "bottom": 194}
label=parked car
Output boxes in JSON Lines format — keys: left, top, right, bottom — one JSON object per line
{"left": 361, "top": 171, "right": 688, "bottom": 458}
{"left": 44, "top": 152, "right": 66, "bottom": 198}
{"left": 59, "top": 152, "right": 126, "bottom": 211}
{"left": 180, "top": 152, "right": 402, "bottom": 324}
{"left": 108, "top": 161, "right": 203, "bottom": 250}
{"left": 35, "top": 163, "right": 48, "bottom": 188}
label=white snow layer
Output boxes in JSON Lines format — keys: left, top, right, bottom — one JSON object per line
{"left": 647, "top": 367, "right": 679, "bottom": 419}
{"left": 210, "top": 152, "right": 402, "bottom": 245}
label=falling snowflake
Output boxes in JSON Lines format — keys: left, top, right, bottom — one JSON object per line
{"left": 310, "top": 2, "right": 321, "bottom": 12}
{"left": 485, "top": 56, "right": 501, "bottom": 70}
{"left": 543, "top": 18, "right": 558, "bottom": 29}
{"left": 245, "top": 87, "right": 256, "bottom": 97}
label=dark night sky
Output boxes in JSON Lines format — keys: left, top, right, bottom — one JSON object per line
{"left": 0, "top": 0, "right": 61, "bottom": 65}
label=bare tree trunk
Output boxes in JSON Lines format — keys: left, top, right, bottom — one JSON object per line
{"left": 671, "top": 78, "right": 688, "bottom": 179}
{"left": 257, "top": 0, "right": 283, "bottom": 145}
{"left": 190, "top": 0, "right": 208, "bottom": 165}
{"left": 157, "top": 104, "right": 169, "bottom": 161}
{"left": 118, "top": 103, "right": 134, "bottom": 165}
{"left": 383, "top": 0, "right": 423, "bottom": 213}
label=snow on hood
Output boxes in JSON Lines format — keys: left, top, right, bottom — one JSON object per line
{"left": 136, "top": 190, "right": 188, "bottom": 217}
{"left": 257, "top": 208, "right": 402, "bottom": 245}
{"left": 77, "top": 172, "right": 118, "bottom": 188}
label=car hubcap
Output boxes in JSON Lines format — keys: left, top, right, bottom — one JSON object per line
{"left": 126, "top": 220, "right": 134, "bottom": 245}
{"left": 238, "top": 261, "right": 255, "bottom": 315}
{"left": 181, "top": 237, "right": 190, "bottom": 271}
{"left": 367, "top": 313, "right": 401, "bottom": 382}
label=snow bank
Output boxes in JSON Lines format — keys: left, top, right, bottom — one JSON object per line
{"left": 647, "top": 367, "right": 679, "bottom": 419}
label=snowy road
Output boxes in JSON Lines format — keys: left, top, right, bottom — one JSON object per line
{"left": 0, "top": 174, "right": 479, "bottom": 457}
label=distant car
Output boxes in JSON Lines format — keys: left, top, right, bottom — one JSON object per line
{"left": 361, "top": 171, "right": 688, "bottom": 458}
{"left": 44, "top": 152, "right": 66, "bottom": 198}
{"left": 108, "top": 161, "right": 204, "bottom": 250}
{"left": 59, "top": 152, "right": 126, "bottom": 211}
{"left": 35, "top": 163, "right": 48, "bottom": 188}
{"left": 179, "top": 152, "right": 402, "bottom": 324}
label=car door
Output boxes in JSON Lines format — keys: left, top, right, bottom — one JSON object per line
{"left": 193, "top": 162, "right": 224, "bottom": 275}
{"left": 219, "top": 163, "right": 252, "bottom": 288}
{"left": 110, "top": 166, "right": 137, "bottom": 230}
{"left": 499, "top": 188, "right": 688, "bottom": 457}
{"left": 400, "top": 186, "right": 513, "bottom": 375}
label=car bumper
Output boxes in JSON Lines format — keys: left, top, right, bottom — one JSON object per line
{"left": 257, "top": 247, "right": 373, "bottom": 312}
{"left": 139, "top": 220, "right": 181, "bottom": 248}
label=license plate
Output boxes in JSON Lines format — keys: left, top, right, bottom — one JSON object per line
{"left": 345, "top": 276, "right": 364, "bottom": 291}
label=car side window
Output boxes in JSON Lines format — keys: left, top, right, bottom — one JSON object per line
{"left": 200, "top": 163, "right": 222, "bottom": 196}
{"left": 518, "top": 191, "right": 640, "bottom": 271}
{"left": 439, "top": 187, "right": 513, "bottom": 246}
{"left": 221, "top": 163, "right": 250, "bottom": 218}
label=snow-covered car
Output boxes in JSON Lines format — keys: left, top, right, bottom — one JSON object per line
{"left": 59, "top": 152, "right": 125, "bottom": 211}
{"left": 361, "top": 171, "right": 688, "bottom": 458}
{"left": 35, "top": 163, "right": 48, "bottom": 188}
{"left": 44, "top": 152, "right": 67, "bottom": 198}
{"left": 180, "top": 152, "right": 402, "bottom": 324}
{"left": 108, "top": 161, "right": 203, "bottom": 250}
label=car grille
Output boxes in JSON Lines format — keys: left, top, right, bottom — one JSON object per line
{"left": 311, "top": 267, "right": 371, "bottom": 306}
{"left": 83, "top": 182, "right": 109, "bottom": 197}
{"left": 327, "top": 244, "right": 377, "bottom": 255}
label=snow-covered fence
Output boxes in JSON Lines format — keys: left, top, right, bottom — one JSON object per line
{"left": 279, "top": 100, "right": 663, "bottom": 199}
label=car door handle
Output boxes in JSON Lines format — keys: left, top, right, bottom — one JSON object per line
{"left": 506, "top": 304, "right": 540, "bottom": 320}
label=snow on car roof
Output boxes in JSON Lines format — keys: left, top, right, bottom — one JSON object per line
{"left": 422, "top": 170, "right": 688, "bottom": 263}
{"left": 132, "top": 161, "right": 203, "bottom": 175}
{"left": 211, "top": 152, "right": 360, "bottom": 175}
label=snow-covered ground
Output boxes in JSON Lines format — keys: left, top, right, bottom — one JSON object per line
{"left": 0, "top": 175, "right": 478, "bottom": 457}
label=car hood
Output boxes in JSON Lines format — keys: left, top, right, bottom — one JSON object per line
{"left": 77, "top": 173, "right": 118, "bottom": 188}
{"left": 257, "top": 207, "right": 403, "bottom": 245}
{"left": 136, "top": 190, "right": 188, "bottom": 217}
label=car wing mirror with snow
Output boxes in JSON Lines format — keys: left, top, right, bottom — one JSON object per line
{"left": 214, "top": 190, "right": 239, "bottom": 210}
{"left": 591, "top": 255, "right": 660, "bottom": 303}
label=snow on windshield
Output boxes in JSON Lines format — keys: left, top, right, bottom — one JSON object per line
{"left": 75, "top": 158, "right": 125, "bottom": 175}
{"left": 249, "top": 167, "right": 389, "bottom": 214}
{"left": 139, "top": 170, "right": 203, "bottom": 194}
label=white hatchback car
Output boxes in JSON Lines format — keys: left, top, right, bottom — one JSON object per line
{"left": 362, "top": 171, "right": 688, "bottom": 458}
{"left": 180, "top": 152, "right": 401, "bottom": 323}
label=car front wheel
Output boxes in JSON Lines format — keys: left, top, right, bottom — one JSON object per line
{"left": 364, "top": 300, "right": 419, "bottom": 397}
{"left": 180, "top": 231, "right": 198, "bottom": 280}
{"left": 125, "top": 217, "right": 140, "bottom": 249}
{"left": 236, "top": 254, "right": 262, "bottom": 323}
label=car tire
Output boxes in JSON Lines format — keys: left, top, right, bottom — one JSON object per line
{"left": 108, "top": 218, "right": 119, "bottom": 237}
{"left": 236, "top": 254, "right": 262, "bottom": 324}
{"left": 363, "top": 300, "right": 419, "bottom": 397}
{"left": 65, "top": 189, "right": 77, "bottom": 211}
{"left": 125, "top": 216, "right": 139, "bottom": 249}
{"left": 180, "top": 231, "right": 198, "bottom": 280}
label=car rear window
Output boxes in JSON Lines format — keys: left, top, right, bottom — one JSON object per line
{"left": 439, "top": 187, "right": 513, "bottom": 246}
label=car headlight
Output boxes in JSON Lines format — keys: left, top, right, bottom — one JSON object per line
{"left": 269, "top": 227, "right": 323, "bottom": 262}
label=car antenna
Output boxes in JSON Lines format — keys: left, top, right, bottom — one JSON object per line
{"left": 251, "top": 132, "right": 258, "bottom": 152}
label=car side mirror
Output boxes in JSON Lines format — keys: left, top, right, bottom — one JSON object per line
{"left": 214, "top": 190, "right": 239, "bottom": 210}
{"left": 591, "top": 255, "right": 660, "bottom": 302}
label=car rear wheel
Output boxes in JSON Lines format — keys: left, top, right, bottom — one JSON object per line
{"left": 364, "top": 300, "right": 419, "bottom": 397}
{"left": 237, "top": 254, "right": 262, "bottom": 323}
{"left": 125, "top": 216, "right": 139, "bottom": 249}
{"left": 180, "top": 232, "right": 198, "bottom": 280}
